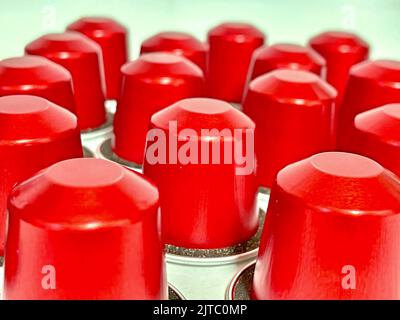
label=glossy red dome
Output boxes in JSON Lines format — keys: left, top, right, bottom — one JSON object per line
{"left": 253, "top": 152, "right": 400, "bottom": 300}
{"left": 243, "top": 69, "right": 337, "bottom": 188}
{"left": 343, "top": 104, "right": 400, "bottom": 177}
{"left": 0, "top": 95, "right": 82, "bottom": 257}
{"left": 5, "top": 158, "right": 166, "bottom": 300}
{"left": 337, "top": 60, "right": 400, "bottom": 148}
{"left": 207, "top": 22, "right": 265, "bottom": 102}
{"left": 0, "top": 55, "right": 76, "bottom": 113}
{"left": 143, "top": 98, "right": 258, "bottom": 249}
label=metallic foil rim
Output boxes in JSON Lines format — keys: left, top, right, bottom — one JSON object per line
{"left": 83, "top": 146, "right": 94, "bottom": 158}
{"left": 98, "top": 138, "right": 142, "bottom": 171}
{"left": 258, "top": 186, "right": 270, "bottom": 195}
{"left": 168, "top": 283, "right": 185, "bottom": 300}
{"left": 166, "top": 209, "right": 265, "bottom": 265}
{"left": 231, "top": 103, "right": 242, "bottom": 111}
{"left": 81, "top": 112, "right": 114, "bottom": 139}
{"left": 225, "top": 262, "right": 255, "bottom": 300}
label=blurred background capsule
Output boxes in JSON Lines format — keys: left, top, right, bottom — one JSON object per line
{"left": 207, "top": 22, "right": 265, "bottom": 103}
{"left": 247, "top": 43, "right": 326, "bottom": 82}
{"left": 25, "top": 32, "right": 107, "bottom": 131}
{"left": 343, "top": 104, "right": 400, "bottom": 177}
{"left": 111, "top": 53, "right": 205, "bottom": 166}
{"left": 140, "top": 31, "right": 207, "bottom": 75}
{"left": 309, "top": 31, "right": 369, "bottom": 107}
{"left": 67, "top": 17, "right": 128, "bottom": 100}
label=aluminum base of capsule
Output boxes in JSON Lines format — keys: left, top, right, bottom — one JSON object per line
{"left": 81, "top": 111, "right": 114, "bottom": 154}
{"left": 105, "top": 100, "right": 117, "bottom": 114}
{"left": 96, "top": 138, "right": 142, "bottom": 173}
{"left": 258, "top": 186, "right": 270, "bottom": 214}
{"left": 225, "top": 261, "right": 255, "bottom": 300}
{"left": 166, "top": 193, "right": 268, "bottom": 300}
{"left": 231, "top": 103, "right": 242, "bottom": 111}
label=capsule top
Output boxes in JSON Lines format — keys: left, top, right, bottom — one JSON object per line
{"left": 355, "top": 104, "right": 400, "bottom": 145}
{"left": 0, "top": 95, "right": 78, "bottom": 143}
{"left": 350, "top": 59, "right": 400, "bottom": 85}
{"left": 249, "top": 69, "right": 337, "bottom": 104}
{"left": 141, "top": 32, "right": 206, "bottom": 53}
{"left": 25, "top": 32, "right": 101, "bottom": 59}
{"left": 253, "top": 43, "right": 325, "bottom": 69}
{"left": 9, "top": 158, "right": 159, "bottom": 230}
{"left": 208, "top": 22, "right": 265, "bottom": 42}
{"left": 122, "top": 52, "right": 203, "bottom": 78}
{"left": 0, "top": 56, "right": 71, "bottom": 86}
{"left": 277, "top": 152, "right": 400, "bottom": 214}
{"left": 67, "top": 16, "right": 127, "bottom": 36}
{"left": 151, "top": 98, "right": 254, "bottom": 134}
{"left": 309, "top": 31, "right": 369, "bottom": 55}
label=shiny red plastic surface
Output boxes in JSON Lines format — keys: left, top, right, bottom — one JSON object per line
{"left": 0, "top": 56, "right": 76, "bottom": 114}
{"left": 25, "top": 32, "right": 107, "bottom": 130}
{"left": 253, "top": 152, "right": 400, "bottom": 300}
{"left": 243, "top": 69, "right": 337, "bottom": 188}
{"left": 143, "top": 98, "right": 258, "bottom": 249}
{"left": 113, "top": 53, "right": 205, "bottom": 164}
{"left": 67, "top": 17, "right": 128, "bottom": 100}
{"left": 337, "top": 60, "right": 400, "bottom": 148}
{"left": 4, "top": 158, "right": 166, "bottom": 300}
{"left": 140, "top": 32, "right": 207, "bottom": 74}
{"left": 343, "top": 104, "right": 400, "bottom": 177}
{"left": 309, "top": 31, "right": 369, "bottom": 106}
{"left": 207, "top": 22, "right": 265, "bottom": 102}
{"left": 248, "top": 43, "right": 325, "bottom": 82}
{"left": 0, "top": 95, "right": 82, "bottom": 257}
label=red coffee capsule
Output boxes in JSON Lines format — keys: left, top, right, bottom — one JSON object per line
{"left": 207, "top": 22, "right": 265, "bottom": 102}
{"left": 343, "top": 104, "right": 400, "bottom": 176}
{"left": 337, "top": 60, "right": 400, "bottom": 148}
{"left": 143, "top": 98, "right": 258, "bottom": 249}
{"left": 140, "top": 32, "right": 207, "bottom": 75}
{"left": 248, "top": 43, "right": 325, "bottom": 82}
{"left": 0, "top": 56, "right": 76, "bottom": 114}
{"left": 113, "top": 53, "right": 205, "bottom": 164}
{"left": 253, "top": 152, "right": 400, "bottom": 300}
{"left": 0, "top": 95, "right": 82, "bottom": 257}
{"left": 25, "top": 32, "right": 107, "bottom": 130}
{"left": 243, "top": 69, "right": 337, "bottom": 188}
{"left": 309, "top": 31, "right": 369, "bottom": 106}
{"left": 4, "top": 158, "right": 166, "bottom": 300}
{"left": 67, "top": 17, "right": 128, "bottom": 100}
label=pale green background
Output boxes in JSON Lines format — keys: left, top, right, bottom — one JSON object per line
{"left": 0, "top": 0, "right": 399, "bottom": 61}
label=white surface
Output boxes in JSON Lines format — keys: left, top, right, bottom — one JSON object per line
{"left": 166, "top": 256, "right": 255, "bottom": 300}
{"left": 1, "top": 0, "right": 400, "bottom": 61}
{"left": 81, "top": 126, "right": 112, "bottom": 154}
